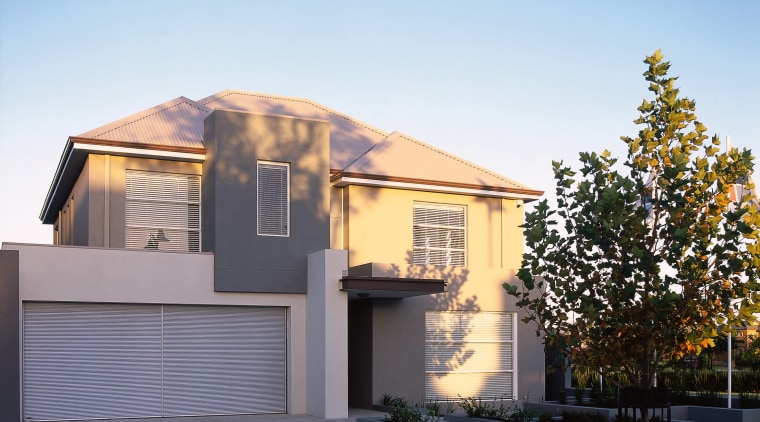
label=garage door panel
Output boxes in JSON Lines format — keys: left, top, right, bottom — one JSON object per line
{"left": 162, "top": 305, "right": 286, "bottom": 415}
{"left": 23, "top": 303, "right": 163, "bottom": 420}
{"left": 23, "top": 303, "right": 287, "bottom": 420}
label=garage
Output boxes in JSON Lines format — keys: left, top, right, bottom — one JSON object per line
{"left": 23, "top": 302, "right": 286, "bottom": 421}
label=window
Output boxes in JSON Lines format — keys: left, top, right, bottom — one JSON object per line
{"left": 413, "top": 203, "right": 465, "bottom": 266}
{"left": 258, "top": 161, "right": 290, "bottom": 237}
{"left": 425, "top": 311, "right": 516, "bottom": 400}
{"left": 126, "top": 170, "right": 201, "bottom": 252}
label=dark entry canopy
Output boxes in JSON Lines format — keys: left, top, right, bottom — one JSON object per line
{"left": 340, "top": 275, "right": 445, "bottom": 300}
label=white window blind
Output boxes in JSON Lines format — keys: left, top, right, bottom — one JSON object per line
{"left": 258, "top": 162, "right": 289, "bottom": 237}
{"left": 413, "top": 203, "right": 465, "bottom": 266}
{"left": 126, "top": 170, "right": 201, "bottom": 252}
{"left": 425, "top": 311, "right": 516, "bottom": 401}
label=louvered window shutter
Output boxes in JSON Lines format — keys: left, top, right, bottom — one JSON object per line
{"left": 413, "top": 203, "right": 466, "bottom": 266}
{"left": 126, "top": 170, "right": 201, "bottom": 252}
{"left": 258, "top": 162, "right": 290, "bottom": 237}
{"left": 425, "top": 311, "right": 516, "bottom": 401}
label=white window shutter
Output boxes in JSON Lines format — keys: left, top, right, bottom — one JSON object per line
{"left": 258, "top": 162, "right": 289, "bottom": 237}
{"left": 425, "top": 311, "right": 516, "bottom": 401}
{"left": 125, "top": 171, "right": 201, "bottom": 252}
{"left": 413, "top": 203, "right": 466, "bottom": 266}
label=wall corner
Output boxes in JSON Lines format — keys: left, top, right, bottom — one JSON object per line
{"left": 306, "top": 249, "right": 348, "bottom": 418}
{"left": 0, "top": 249, "right": 20, "bottom": 420}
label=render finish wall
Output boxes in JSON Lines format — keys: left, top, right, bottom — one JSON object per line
{"left": 4, "top": 243, "right": 310, "bottom": 415}
{"left": 365, "top": 273, "right": 545, "bottom": 405}
{"left": 342, "top": 185, "right": 525, "bottom": 270}
{"left": 203, "top": 110, "right": 331, "bottom": 293}
{"left": 340, "top": 184, "right": 543, "bottom": 404}
{"left": 60, "top": 154, "right": 202, "bottom": 249}
{"left": 0, "top": 249, "right": 20, "bottom": 421}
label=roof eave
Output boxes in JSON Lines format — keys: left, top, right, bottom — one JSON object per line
{"left": 39, "top": 139, "right": 75, "bottom": 223}
{"left": 330, "top": 171, "right": 544, "bottom": 202}
{"left": 40, "top": 137, "right": 206, "bottom": 224}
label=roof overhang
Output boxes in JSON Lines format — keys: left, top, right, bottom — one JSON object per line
{"left": 40, "top": 137, "right": 206, "bottom": 224}
{"left": 340, "top": 275, "right": 446, "bottom": 300}
{"left": 330, "top": 171, "right": 543, "bottom": 202}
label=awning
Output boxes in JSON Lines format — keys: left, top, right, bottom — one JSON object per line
{"left": 340, "top": 276, "right": 445, "bottom": 300}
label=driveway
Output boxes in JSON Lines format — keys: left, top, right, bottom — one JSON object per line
{"left": 90, "top": 408, "right": 388, "bottom": 422}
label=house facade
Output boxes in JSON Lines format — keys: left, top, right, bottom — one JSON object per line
{"left": 0, "top": 91, "right": 545, "bottom": 421}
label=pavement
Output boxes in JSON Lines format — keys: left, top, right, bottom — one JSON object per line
{"left": 92, "top": 408, "right": 389, "bottom": 422}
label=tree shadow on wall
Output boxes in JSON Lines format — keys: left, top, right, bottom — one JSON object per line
{"left": 390, "top": 250, "right": 481, "bottom": 377}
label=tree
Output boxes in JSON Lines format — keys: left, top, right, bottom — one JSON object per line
{"left": 737, "top": 334, "right": 760, "bottom": 371}
{"left": 505, "top": 50, "right": 760, "bottom": 415}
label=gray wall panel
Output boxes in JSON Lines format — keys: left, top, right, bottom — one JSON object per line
{"left": 204, "top": 110, "right": 331, "bottom": 293}
{"left": 0, "top": 250, "right": 20, "bottom": 421}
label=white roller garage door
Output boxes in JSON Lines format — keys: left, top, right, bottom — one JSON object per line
{"left": 23, "top": 302, "right": 286, "bottom": 421}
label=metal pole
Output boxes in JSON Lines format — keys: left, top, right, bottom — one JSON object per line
{"left": 599, "top": 367, "right": 603, "bottom": 391}
{"left": 728, "top": 331, "right": 732, "bottom": 409}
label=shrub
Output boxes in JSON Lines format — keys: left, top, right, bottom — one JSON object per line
{"left": 423, "top": 400, "right": 442, "bottom": 416}
{"left": 382, "top": 394, "right": 408, "bottom": 408}
{"left": 456, "top": 396, "right": 534, "bottom": 422}
{"left": 458, "top": 396, "right": 509, "bottom": 420}
{"left": 385, "top": 405, "right": 440, "bottom": 422}
{"left": 574, "top": 388, "right": 584, "bottom": 406}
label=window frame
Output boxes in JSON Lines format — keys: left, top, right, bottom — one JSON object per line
{"left": 125, "top": 170, "right": 201, "bottom": 252}
{"left": 412, "top": 202, "right": 466, "bottom": 267}
{"left": 257, "top": 161, "right": 291, "bottom": 237}
{"left": 424, "top": 310, "right": 517, "bottom": 401}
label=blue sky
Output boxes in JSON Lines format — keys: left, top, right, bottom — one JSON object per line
{"left": 1, "top": 0, "right": 758, "bottom": 245}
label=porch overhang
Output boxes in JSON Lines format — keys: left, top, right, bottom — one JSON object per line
{"left": 340, "top": 276, "right": 446, "bottom": 300}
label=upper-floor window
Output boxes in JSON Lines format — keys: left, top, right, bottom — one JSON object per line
{"left": 258, "top": 161, "right": 290, "bottom": 237}
{"left": 413, "top": 202, "right": 466, "bottom": 266}
{"left": 126, "top": 170, "right": 201, "bottom": 252}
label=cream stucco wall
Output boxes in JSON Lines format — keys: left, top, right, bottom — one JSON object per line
{"left": 336, "top": 184, "right": 544, "bottom": 405}
{"left": 339, "top": 185, "right": 525, "bottom": 271}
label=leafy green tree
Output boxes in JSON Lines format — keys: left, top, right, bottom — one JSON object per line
{"left": 737, "top": 334, "right": 760, "bottom": 371}
{"left": 505, "top": 50, "right": 760, "bottom": 414}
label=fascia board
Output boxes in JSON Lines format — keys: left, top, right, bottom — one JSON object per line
{"left": 39, "top": 140, "right": 75, "bottom": 222}
{"left": 73, "top": 143, "right": 205, "bottom": 162}
{"left": 40, "top": 141, "right": 206, "bottom": 224}
{"left": 332, "top": 176, "right": 542, "bottom": 201}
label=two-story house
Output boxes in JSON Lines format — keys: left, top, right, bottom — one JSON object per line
{"left": 0, "top": 90, "right": 545, "bottom": 421}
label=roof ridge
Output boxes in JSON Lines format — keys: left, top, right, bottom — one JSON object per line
{"left": 88, "top": 97, "right": 210, "bottom": 139}
{"left": 202, "top": 90, "right": 388, "bottom": 138}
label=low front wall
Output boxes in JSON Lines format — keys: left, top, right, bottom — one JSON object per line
{"left": 526, "top": 402, "right": 760, "bottom": 422}
{"left": 685, "top": 406, "right": 760, "bottom": 422}
{"left": 525, "top": 402, "right": 619, "bottom": 422}
{"left": 2, "top": 243, "right": 311, "bottom": 416}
